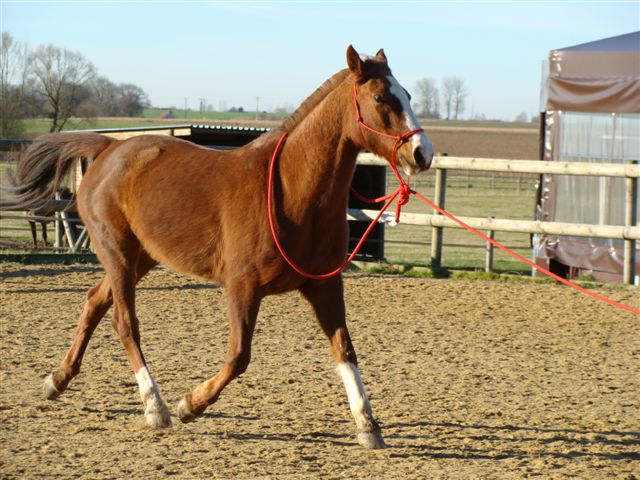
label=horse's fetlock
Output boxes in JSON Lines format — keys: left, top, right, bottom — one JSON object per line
{"left": 177, "top": 394, "right": 204, "bottom": 423}
{"left": 43, "top": 373, "right": 62, "bottom": 400}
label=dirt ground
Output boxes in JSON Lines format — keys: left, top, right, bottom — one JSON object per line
{"left": 1, "top": 263, "right": 638, "bottom": 479}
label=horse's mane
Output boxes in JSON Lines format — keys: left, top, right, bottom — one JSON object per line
{"left": 278, "top": 68, "right": 350, "bottom": 133}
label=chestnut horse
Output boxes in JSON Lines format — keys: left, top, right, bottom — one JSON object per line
{"left": 2, "top": 46, "right": 433, "bottom": 448}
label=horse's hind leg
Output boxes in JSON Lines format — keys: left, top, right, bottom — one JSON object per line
{"left": 100, "top": 245, "right": 171, "bottom": 428}
{"left": 300, "top": 277, "right": 386, "bottom": 449}
{"left": 43, "top": 253, "right": 158, "bottom": 401}
{"left": 44, "top": 277, "right": 113, "bottom": 399}
{"left": 178, "top": 280, "right": 262, "bottom": 423}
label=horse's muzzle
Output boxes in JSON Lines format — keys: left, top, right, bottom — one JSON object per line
{"left": 413, "top": 145, "right": 432, "bottom": 170}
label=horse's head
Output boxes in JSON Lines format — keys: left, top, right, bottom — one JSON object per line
{"left": 346, "top": 45, "right": 434, "bottom": 176}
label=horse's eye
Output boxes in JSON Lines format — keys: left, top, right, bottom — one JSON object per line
{"left": 373, "top": 94, "right": 384, "bottom": 104}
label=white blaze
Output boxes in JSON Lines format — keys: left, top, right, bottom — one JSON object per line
{"left": 387, "top": 75, "right": 434, "bottom": 174}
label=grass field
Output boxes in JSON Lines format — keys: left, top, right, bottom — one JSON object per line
{"left": 0, "top": 173, "right": 538, "bottom": 274}
{"left": 380, "top": 173, "right": 537, "bottom": 273}
{"left": 19, "top": 109, "right": 290, "bottom": 135}
{"left": 19, "top": 114, "right": 536, "bottom": 139}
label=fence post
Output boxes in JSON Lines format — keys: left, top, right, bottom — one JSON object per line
{"left": 430, "top": 167, "right": 447, "bottom": 268}
{"left": 623, "top": 160, "right": 638, "bottom": 285}
{"left": 485, "top": 218, "right": 495, "bottom": 273}
{"left": 54, "top": 211, "right": 64, "bottom": 249}
{"left": 60, "top": 210, "right": 78, "bottom": 251}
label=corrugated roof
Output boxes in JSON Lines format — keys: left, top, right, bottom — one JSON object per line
{"left": 190, "top": 124, "right": 272, "bottom": 133}
{"left": 67, "top": 124, "right": 272, "bottom": 134}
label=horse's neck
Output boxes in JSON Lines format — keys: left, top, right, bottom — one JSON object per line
{"left": 278, "top": 84, "right": 358, "bottom": 215}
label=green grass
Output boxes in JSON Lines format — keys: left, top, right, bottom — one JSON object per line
{"left": 19, "top": 114, "right": 535, "bottom": 137}
{"left": 20, "top": 110, "right": 288, "bottom": 135}
{"left": 1, "top": 165, "right": 537, "bottom": 275}
{"left": 381, "top": 173, "right": 537, "bottom": 274}
{"left": 3, "top": 128, "right": 538, "bottom": 276}
{"left": 142, "top": 108, "right": 288, "bottom": 122}
{"left": 22, "top": 117, "right": 172, "bottom": 134}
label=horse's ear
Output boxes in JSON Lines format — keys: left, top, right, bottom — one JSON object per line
{"left": 346, "top": 45, "right": 363, "bottom": 77}
{"left": 375, "top": 48, "right": 387, "bottom": 63}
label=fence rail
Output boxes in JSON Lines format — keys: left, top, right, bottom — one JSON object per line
{"left": 347, "top": 209, "right": 640, "bottom": 240}
{"left": 358, "top": 153, "right": 640, "bottom": 177}
{"left": 353, "top": 154, "right": 640, "bottom": 284}
{"left": 2, "top": 153, "right": 638, "bottom": 283}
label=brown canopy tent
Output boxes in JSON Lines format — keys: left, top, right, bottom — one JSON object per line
{"left": 535, "top": 31, "right": 639, "bottom": 283}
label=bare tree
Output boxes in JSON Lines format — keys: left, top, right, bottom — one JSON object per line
{"left": 93, "top": 78, "right": 148, "bottom": 117}
{"left": 30, "top": 44, "right": 96, "bottom": 132}
{"left": 452, "top": 79, "right": 467, "bottom": 120}
{"left": 117, "top": 83, "right": 149, "bottom": 117}
{"left": 515, "top": 111, "right": 528, "bottom": 123}
{"left": 93, "top": 76, "right": 119, "bottom": 116}
{"left": 441, "top": 76, "right": 467, "bottom": 120}
{"left": 0, "top": 32, "right": 30, "bottom": 138}
{"left": 414, "top": 78, "right": 440, "bottom": 118}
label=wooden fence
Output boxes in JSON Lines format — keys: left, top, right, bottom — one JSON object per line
{"left": 2, "top": 153, "right": 639, "bottom": 283}
{"left": 350, "top": 154, "right": 640, "bottom": 284}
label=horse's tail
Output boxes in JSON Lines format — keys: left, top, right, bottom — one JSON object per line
{"left": 0, "top": 133, "right": 114, "bottom": 211}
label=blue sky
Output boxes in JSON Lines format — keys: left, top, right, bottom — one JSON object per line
{"left": 2, "top": 1, "right": 638, "bottom": 120}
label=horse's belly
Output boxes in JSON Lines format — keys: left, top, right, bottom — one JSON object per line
{"left": 129, "top": 207, "right": 225, "bottom": 281}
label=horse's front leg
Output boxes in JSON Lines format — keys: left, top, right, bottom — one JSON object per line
{"left": 300, "top": 277, "right": 386, "bottom": 449}
{"left": 178, "top": 281, "right": 262, "bottom": 423}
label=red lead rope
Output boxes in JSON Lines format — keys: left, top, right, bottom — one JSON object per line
{"left": 412, "top": 191, "right": 640, "bottom": 315}
{"left": 267, "top": 84, "right": 422, "bottom": 280}
{"left": 267, "top": 85, "right": 639, "bottom": 315}
{"left": 267, "top": 131, "right": 403, "bottom": 280}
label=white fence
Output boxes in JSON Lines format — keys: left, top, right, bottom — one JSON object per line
{"left": 350, "top": 154, "right": 640, "bottom": 284}
{"left": 2, "top": 153, "right": 638, "bottom": 283}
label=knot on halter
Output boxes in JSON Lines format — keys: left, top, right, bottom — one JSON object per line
{"left": 398, "top": 182, "right": 412, "bottom": 206}
{"left": 394, "top": 180, "right": 414, "bottom": 224}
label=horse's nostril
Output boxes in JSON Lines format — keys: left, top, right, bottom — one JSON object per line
{"left": 413, "top": 147, "right": 427, "bottom": 168}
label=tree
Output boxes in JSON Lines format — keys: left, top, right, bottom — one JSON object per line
{"left": 93, "top": 78, "right": 148, "bottom": 117}
{"left": 414, "top": 78, "right": 440, "bottom": 118}
{"left": 441, "top": 76, "right": 467, "bottom": 120}
{"left": 93, "top": 76, "right": 119, "bottom": 116}
{"left": 0, "top": 32, "right": 29, "bottom": 138}
{"left": 116, "top": 83, "right": 149, "bottom": 117}
{"left": 515, "top": 111, "right": 528, "bottom": 123}
{"left": 30, "top": 44, "right": 96, "bottom": 132}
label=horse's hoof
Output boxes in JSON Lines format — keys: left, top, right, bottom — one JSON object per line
{"left": 177, "top": 397, "right": 199, "bottom": 424}
{"left": 357, "top": 430, "right": 387, "bottom": 449}
{"left": 43, "top": 373, "right": 61, "bottom": 400}
{"left": 145, "top": 401, "right": 172, "bottom": 428}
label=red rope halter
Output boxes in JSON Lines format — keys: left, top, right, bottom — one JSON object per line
{"left": 267, "top": 83, "right": 422, "bottom": 280}
{"left": 267, "top": 82, "right": 640, "bottom": 315}
{"left": 350, "top": 83, "right": 423, "bottom": 223}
